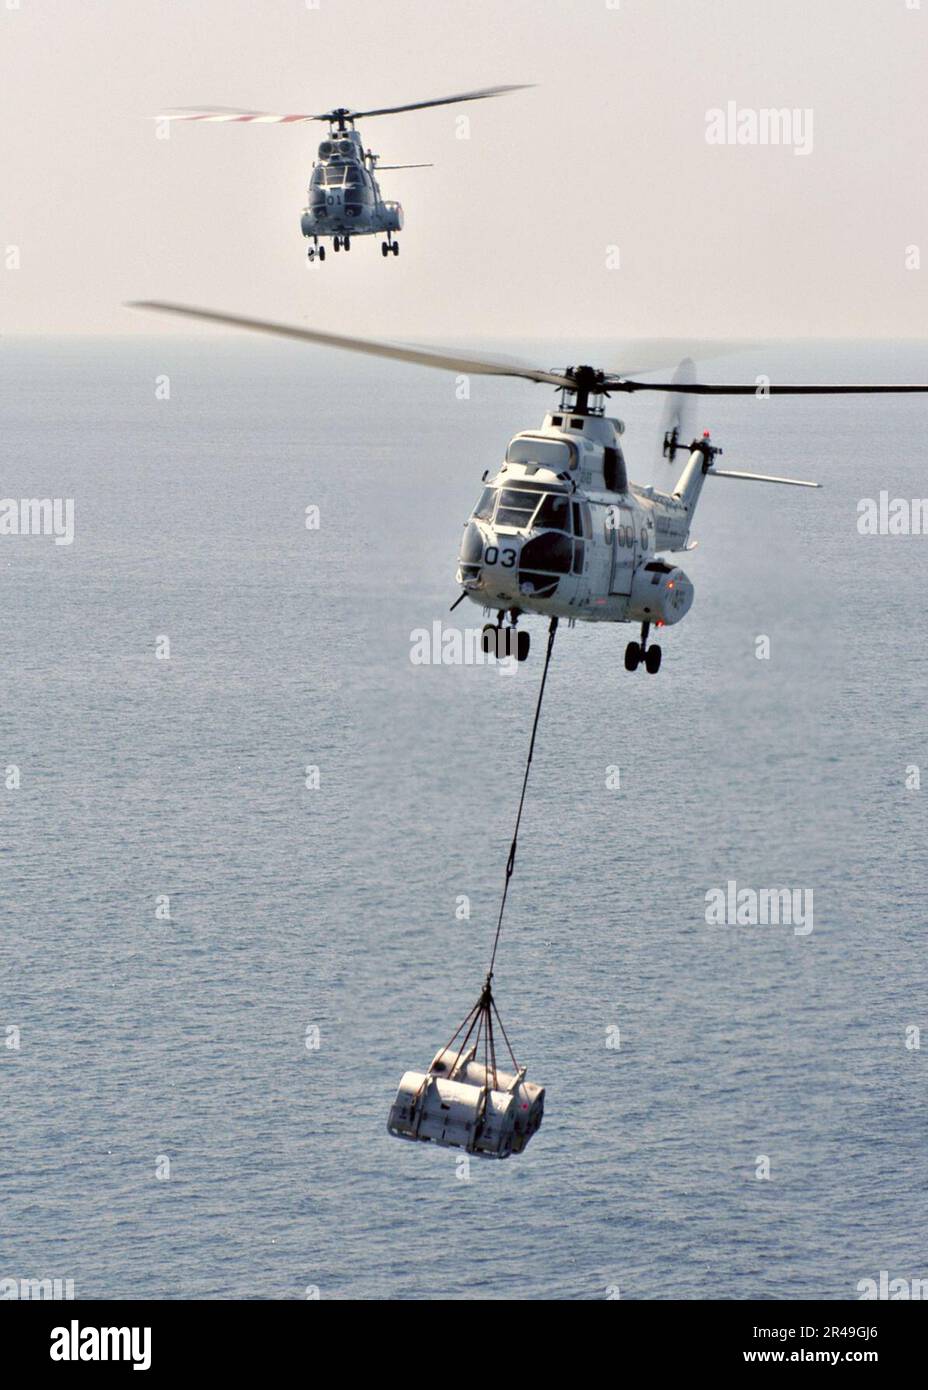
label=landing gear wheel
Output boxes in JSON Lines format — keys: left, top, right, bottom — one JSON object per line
{"left": 624, "top": 641, "right": 641, "bottom": 672}
{"left": 481, "top": 623, "right": 497, "bottom": 655}
{"left": 381, "top": 242, "right": 389, "bottom": 257}
{"left": 344, "top": 236, "right": 351, "bottom": 251}
{"left": 333, "top": 236, "right": 341, "bottom": 251}
{"left": 307, "top": 248, "right": 315, "bottom": 261}
{"left": 318, "top": 245, "right": 326, "bottom": 261}
{"left": 516, "top": 629, "right": 530, "bottom": 662}
{"left": 644, "top": 644, "right": 662, "bottom": 674}
{"left": 392, "top": 241, "right": 400, "bottom": 256}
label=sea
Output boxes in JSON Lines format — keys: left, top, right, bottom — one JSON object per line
{"left": 1, "top": 336, "right": 925, "bottom": 1299}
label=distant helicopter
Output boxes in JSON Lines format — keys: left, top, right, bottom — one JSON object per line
{"left": 157, "top": 85, "right": 532, "bottom": 261}
{"left": 129, "top": 303, "right": 928, "bottom": 671}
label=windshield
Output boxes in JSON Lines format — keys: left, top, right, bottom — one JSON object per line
{"left": 495, "top": 487, "right": 542, "bottom": 528}
{"left": 472, "top": 486, "right": 496, "bottom": 521}
{"left": 314, "top": 164, "right": 360, "bottom": 188}
{"left": 470, "top": 484, "right": 573, "bottom": 529}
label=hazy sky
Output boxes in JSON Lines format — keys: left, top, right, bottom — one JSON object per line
{"left": 2, "top": 0, "right": 927, "bottom": 339}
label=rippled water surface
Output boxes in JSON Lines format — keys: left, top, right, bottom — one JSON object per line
{"left": 1, "top": 339, "right": 925, "bottom": 1299}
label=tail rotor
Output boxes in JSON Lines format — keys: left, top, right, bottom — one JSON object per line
{"left": 653, "top": 357, "right": 697, "bottom": 491}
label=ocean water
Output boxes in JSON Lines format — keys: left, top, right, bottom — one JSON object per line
{"left": 1, "top": 337, "right": 925, "bottom": 1300}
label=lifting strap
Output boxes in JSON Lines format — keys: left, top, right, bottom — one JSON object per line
{"left": 487, "top": 614, "right": 559, "bottom": 981}
{"left": 433, "top": 615, "right": 559, "bottom": 1090}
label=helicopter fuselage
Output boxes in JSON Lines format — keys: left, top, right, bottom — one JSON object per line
{"left": 457, "top": 409, "right": 707, "bottom": 631}
{"left": 300, "top": 128, "right": 403, "bottom": 253}
{"left": 158, "top": 86, "right": 530, "bottom": 261}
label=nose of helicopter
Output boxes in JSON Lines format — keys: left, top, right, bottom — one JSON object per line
{"left": 458, "top": 518, "right": 574, "bottom": 604}
{"left": 457, "top": 522, "right": 524, "bottom": 599}
{"left": 482, "top": 528, "right": 524, "bottom": 595}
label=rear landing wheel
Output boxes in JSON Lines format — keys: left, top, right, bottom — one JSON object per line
{"left": 333, "top": 236, "right": 341, "bottom": 251}
{"left": 344, "top": 236, "right": 351, "bottom": 250}
{"left": 516, "top": 629, "right": 530, "bottom": 662}
{"left": 392, "top": 241, "right": 400, "bottom": 256}
{"left": 382, "top": 242, "right": 389, "bottom": 257}
{"left": 624, "top": 641, "right": 640, "bottom": 672}
{"left": 318, "top": 245, "right": 326, "bottom": 261}
{"left": 481, "top": 623, "right": 496, "bottom": 655}
{"left": 645, "top": 644, "right": 662, "bottom": 674}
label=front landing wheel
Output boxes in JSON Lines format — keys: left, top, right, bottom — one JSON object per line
{"left": 644, "top": 644, "right": 662, "bottom": 674}
{"left": 624, "top": 641, "right": 640, "bottom": 672}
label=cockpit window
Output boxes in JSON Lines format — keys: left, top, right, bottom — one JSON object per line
{"left": 535, "top": 493, "right": 571, "bottom": 532}
{"left": 317, "top": 164, "right": 351, "bottom": 188}
{"left": 566, "top": 501, "right": 592, "bottom": 538}
{"left": 471, "top": 483, "right": 573, "bottom": 530}
{"left": 473, "top": 487, "right": 496, "bottom": 521}
{"left": 312, "top": 166, "right": 341, "bottom": 187}
{"left": 495, "top": 487, "right": 541, "bottom": 528}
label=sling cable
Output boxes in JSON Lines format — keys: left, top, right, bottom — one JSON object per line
{"left": 387, "top": 617, "right": 558, "bottom": 1158}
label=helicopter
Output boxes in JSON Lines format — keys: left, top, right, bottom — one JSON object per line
{"left": 157, "top": 85, "right": 532, "bottom": 261}
{"left": 128, "top": 303, "right": 928, "bottom": 671}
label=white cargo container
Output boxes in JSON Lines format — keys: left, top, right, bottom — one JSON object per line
{"left": 387, "top": 1044, "right": 545, "bottom": 1158}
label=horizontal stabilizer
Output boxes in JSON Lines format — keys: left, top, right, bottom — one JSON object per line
{"left": 709, "top": 468, "right": 821, "bottom": 489}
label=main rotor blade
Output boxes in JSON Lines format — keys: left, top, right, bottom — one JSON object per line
{"left": 126, "top": 303, "right": 574, "bottom": 389}
{"left": 375, "top": 163, "right": 434, "bottom": 170}
{"left": 157, "top": 87, "right": 533, "bottom": 124}
{"left": 710, "top": 469, "right": 821, "bottom": 488}
{"left": 610, "top": 379, "right": 928, "bottom": 395}
{"left": 156, "top": 106, "right": 325, "bottom": 123}
{"left": 350, "top": 84, "right": 534, "bottom": 119}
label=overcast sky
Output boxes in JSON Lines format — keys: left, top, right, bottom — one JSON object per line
{"left": 2, "top": 0, "right": 927, "bottom": 340}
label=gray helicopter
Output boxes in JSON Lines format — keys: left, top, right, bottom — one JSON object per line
{"left": 158, "top": 85, "right": 532, "bottom": 261}
{"left": 127, "top": 305, "right": 928, "bottom": 671}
